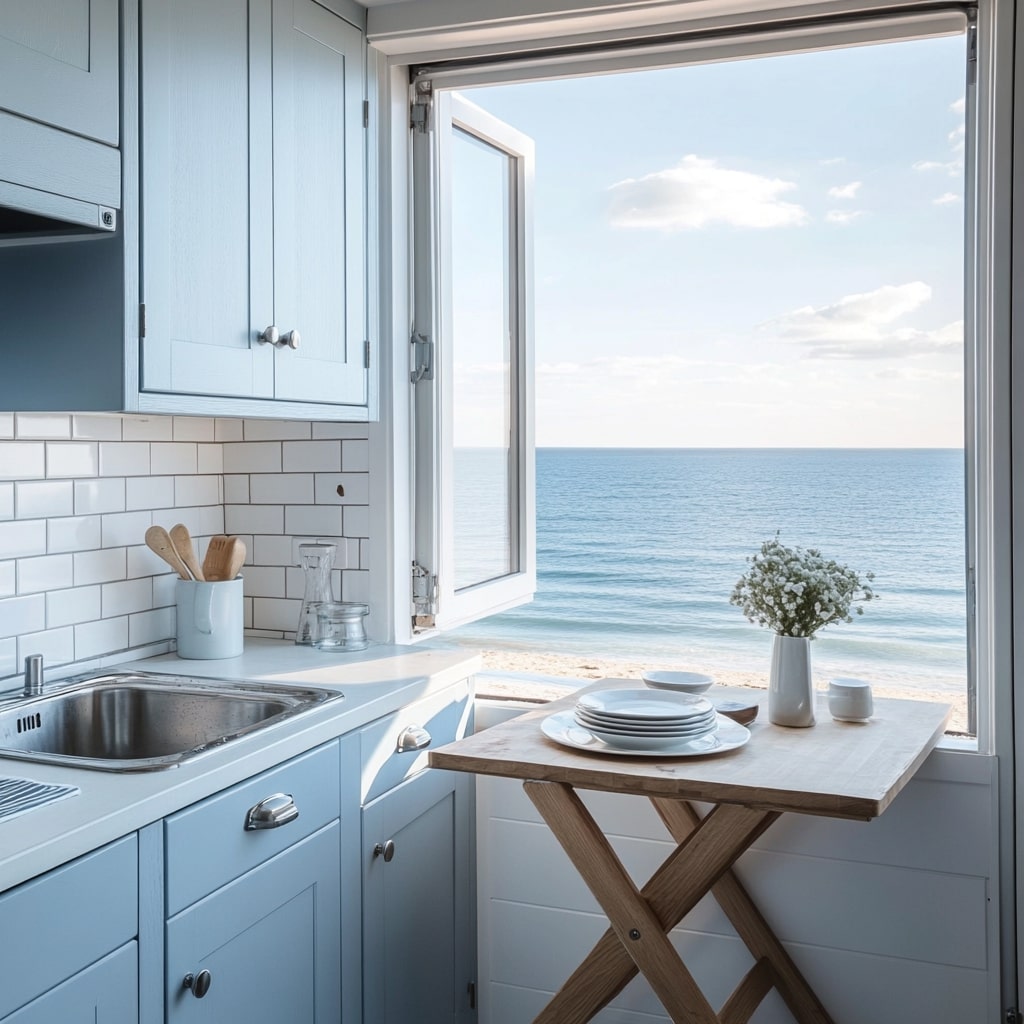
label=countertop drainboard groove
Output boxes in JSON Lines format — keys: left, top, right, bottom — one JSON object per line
{"left": 0, "top": 777, "right": 79, "bottom": 823}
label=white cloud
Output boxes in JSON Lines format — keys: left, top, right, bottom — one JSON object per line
{"left": 825, "top": 210, "right": 863, "bottom": 225}
{"left": 913, "top": 97, "right": 966, "bottom": 177}
{"left": 828, "top": 181, "right": 861, "bottom": 199}
{"left": 913, "top": 158, "right": 961, "bottom": 175}
{"left": 933, "top": 192, "right": 961, "bottom": 206}
{"left": 951, "top": 96, "right": 965, "bottom": 114}
{"left": 819, "top": 157, "right": 846, "bottom": 166}
{"left": 607, "top": 155, "right": 808, "bottom": 230}
{"left": 764, "top": 282, "right": 962, "bottom": 359}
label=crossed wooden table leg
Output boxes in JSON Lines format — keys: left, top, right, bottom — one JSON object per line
{"left": 524, "top": 780, "right": 837, "bottom": 1024}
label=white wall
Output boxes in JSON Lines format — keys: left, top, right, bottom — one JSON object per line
{"left": 475, "top": 701, "right": 1002, "bottom": 1024}
{"left": 0, "top": 412, "right": 371, "bottom": 685}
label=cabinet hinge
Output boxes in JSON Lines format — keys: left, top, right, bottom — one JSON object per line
{"left": 410, "top": 80, "right": 433, "bottom": 134}
{"left": 364, "top": 340, "right": 371, "bottom": 369}
{"left": 139, "top": 303, "right": 146, "bottom": 339}
{"left": 410, "top": 332, "right": 433, "bottom": 383}
{"left": 363, "top": 99, "right": 369, "bottom": 128}
{"left": 412, "top": 561, "right": 437, "bottom": 629}
{"left": 468, "top": 982, "right": 476, "bottom": 1010}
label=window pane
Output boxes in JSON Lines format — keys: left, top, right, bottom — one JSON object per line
{"left": 451, "top": 126, "right": 517, "bottom": 591}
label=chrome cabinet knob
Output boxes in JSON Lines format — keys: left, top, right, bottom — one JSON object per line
{"left": 374, "top": 839, "right": 396, "bottom": 863}
{"left": 281, "top": 329, "right": 301, "bottom": 350}
{"left": 184, "top": 970, "right": 213, "bottom": 998}
{"left": 258, "top": 325, "right": 280, "bottom": 346}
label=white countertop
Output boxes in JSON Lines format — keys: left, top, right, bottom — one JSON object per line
{"left": 0, "top": 639, "right": 480, "bottom": 893}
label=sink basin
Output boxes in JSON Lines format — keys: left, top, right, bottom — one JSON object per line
{"left": 0, "top": 672, "right": 343, "bottom": 772}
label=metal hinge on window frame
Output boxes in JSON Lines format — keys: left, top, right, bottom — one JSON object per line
{"left": 1005, "top": 1008, "right": 1021, "bottom": 1024}
{"left": 412, "top": 561, "right": 437, "bottom": 629}
{"left": 364, "top": 340, "right": 371, "bottom": 369}
{"left": 410, "top": 80, "right": 433, "bottom": 134}
{"left": 967, "top": 8, "right": 978, "bottom": 85}
{"left": 410, "top": 332, "right": 433, "bottom": 383}
{"left": 139, "top": 303, "right": 146, "bottom": 339}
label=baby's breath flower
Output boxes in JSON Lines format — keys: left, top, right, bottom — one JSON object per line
{"left": 729, "top": 535, "right": 877, "bottom": 638}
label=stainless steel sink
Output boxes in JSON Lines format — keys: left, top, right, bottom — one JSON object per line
{"left": 0, "top": 672, "right": 343, "bottom": 772}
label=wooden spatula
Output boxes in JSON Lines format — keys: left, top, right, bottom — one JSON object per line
{"left": 204, "top": 536, "right": 246, "bottom": 581}
{"left": 145, "top": 525, "right": 191, "bottom": 580}
{"left": 169, "top": 523, "right": 205, "bottom": 581}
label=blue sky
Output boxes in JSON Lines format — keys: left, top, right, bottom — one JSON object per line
{"left": 454, "top": 32, "right": 967, "bottom": 448}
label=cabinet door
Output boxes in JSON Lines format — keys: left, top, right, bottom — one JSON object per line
{"left": 270, "top": 0, "right": 366, "bottom": 407}
{"left": 0, "top": 0, "right": 119, "bottom": 145}
{"left": 166, "top": 823, "right": 341, "bottom": 1024}
{"left": 2, "top": 943, "right": 137, "bottom": 1024}
{"left": 362, "top": 769, "right": 476, "bottom": 1024}
{"left": 139, "top": 0, "right": 274, "bottom": 399}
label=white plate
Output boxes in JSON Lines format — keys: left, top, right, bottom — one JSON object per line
{"left": 574, "top": 708, "right": 717, "bottom": 735}
{"left": 586, "top": 721, "right": 718, "bottom": 750}
{"left": 576, "top": 689, "right": 713, "bottom": 722}
{"left": 542, "top": 709, "right": 750, "bottom": 758}
{"left": 642, "top": 670, "right": 714, "bottom": 694}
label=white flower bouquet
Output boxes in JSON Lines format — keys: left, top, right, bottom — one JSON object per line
{"left": 730, "top": 536, "right": 877, "bottom": 638}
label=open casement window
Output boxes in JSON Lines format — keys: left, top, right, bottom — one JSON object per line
{"left": 411, "top": 89, "right": 536, "bottom": 632}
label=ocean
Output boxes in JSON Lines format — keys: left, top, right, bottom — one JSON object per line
{"left": 447, "top": 448, "right": 967, "bottom": 695}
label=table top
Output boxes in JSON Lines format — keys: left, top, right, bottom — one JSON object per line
{"left": 430, "top": 680, "right": 951, "bottom": 820}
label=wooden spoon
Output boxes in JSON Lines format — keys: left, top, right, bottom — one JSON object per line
{"left": 169, "top": 523, "right": 205, "bottom": 581}
{"left": 204, "top": 536, "right": 247, "bottom": 581}
{"left": 202, "top": 536, "right": 230, "bottom": 581}
{"left": 145, "top": 525, "right": 191, "bottom": 580}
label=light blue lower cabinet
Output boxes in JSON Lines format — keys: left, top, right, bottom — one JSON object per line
{"left": 166, "top": 822, "right": 342, "bottom": 1024}
{"left": 2, "top": 943, "right": 138, "bottom": 1024}
{"left": 362, "top": 768, "right": 476, "bottom": 1024}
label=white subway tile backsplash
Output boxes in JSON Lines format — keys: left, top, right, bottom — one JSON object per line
{"left": 72, "top": 415, "right": 123, "bottom": 441}
{"left": 103, "top": 577, "right": 153, "bottom": 618}
{"left": 122, "top": 416, "right": 173, "bottom": 442}
{"left": 222, "top": 442, "right": 282, "bottom": 473}
{"left": 74, "top": 547, "right": 127, "bottom": 586}
{"left": 281, "top": 440, "right": 342, "bottom": 472}
{"left": 17, "top": 626, "right": 75, "bottom": 668}
{"left": 0, "top": 520, "right": 47, "bottom": 559}
{"left": 75, "top": 616, "right": 128, "bottom": 659}
{"left": 130, "top": 607, "right": 175, "bottom": 648}
{"left": 285, "top": 506, "right": 344, "bottom": 537}
{"left": 102, "top": 510, "right": 153, "bottom": 549}
{"left": 47, "top": 586, "right": 102, "bottom": 628}
{"left": 173, "top": 417, "right": 216, "bottom": 442}
{"left": 250, "top": 473, "right": 314, "bottom": 505}
{"left": 16, "top": 480, "right": 74, "bottom": 519}
{"left": 225, "top": 505, "right": 284, "bottom": 535}
{"left": 17, "top": 414, "right": 71, "bottom": 439}
{"left": 314, "top": 473, "right": 368, "bottom": 506}
{"left": 151, "top": 443, "right": 197, "bottom": 475}
{"left": 0, "top": 442, "right": 45, "bottom": 479}
{"left": 126, "top": 475, "right": 175, "bottom": 511}
{"left": 0, "top": 413, "right": 370, "bottom": 668}
{"left": 47, "top": 515, "right": 102, "bottom": 554}
{"left": 17, "top": 554, "right": 74, "bottom": 595}
{"left": 75, "top": 478, "right": 126, "bottom": 515}
{"left": 342, "top": 569, "right": 371, "bottom": 603}
{"left": 46, "top": 441, "right": 99, "bottom": 478}
{"left": 174, "top": 475, "right": 220, "bottom": 507}
{"left": 100, "top": 442, "right": 151, "bottom": 477}
{"left": 0, "top": 594, "right": 46, "bottom": 638}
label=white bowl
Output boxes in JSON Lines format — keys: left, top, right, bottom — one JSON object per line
{"left": 641, "top": 670, "right": 714, "bottom": 694}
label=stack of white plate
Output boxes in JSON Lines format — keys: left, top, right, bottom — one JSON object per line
{"left": 572, "top": 689, "right": 718, "bottom": 752}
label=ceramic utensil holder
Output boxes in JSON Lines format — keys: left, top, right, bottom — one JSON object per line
{"left": 176, "top": 577, "right": 244, "bottom": 659}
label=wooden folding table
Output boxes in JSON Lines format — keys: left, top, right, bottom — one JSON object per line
{"left": 429, "top": 681, "right": 950, "bottom": 1024}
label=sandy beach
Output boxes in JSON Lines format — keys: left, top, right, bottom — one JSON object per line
{"left": 471, "top": 647, "right": 970, "bottom": 736}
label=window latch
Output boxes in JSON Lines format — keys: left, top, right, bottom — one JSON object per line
{"left": 411, "top": 332, "right": 433, "bottom": 383}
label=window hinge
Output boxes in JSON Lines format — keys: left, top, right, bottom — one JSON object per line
{"left": 411, "top": 80, "right": 433, "bottom": 133}
{"left": 363, "top": 99, "right": 369, "bottom": 128}
{"left": 139, "top": 302, "right": 146, "bottom": 339}
{"left": 468, "top": 982, "right": 476, "bottom": 1010}
{"left": 1005, "top": 1008, "right": 1021, "bottom": 1024}
{"left": 412, "top": 561, "right": 437, "bottom": 629}
{"left": 410, "top": 332, "right": 433, "bottom": 383}
{"left": 364, "top": 340, "right": 371, "bottom": 369}
{"left": 967, "top": 9, "right": 977, "bottom": 85}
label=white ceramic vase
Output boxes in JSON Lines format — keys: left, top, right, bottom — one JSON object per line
{"left": 768, "top": 634, "right": 815, "bottom": 727}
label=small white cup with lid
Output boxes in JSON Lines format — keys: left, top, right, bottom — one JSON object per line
{"left": 828, "top": 678, "right": 873, "bottom": 722}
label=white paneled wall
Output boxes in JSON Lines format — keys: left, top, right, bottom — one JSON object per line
{"left": 475, "top": 701, "right": 1001, "bottom": 1024}
{"left": 0, "top": 413, "right": 370, "bottom": 683}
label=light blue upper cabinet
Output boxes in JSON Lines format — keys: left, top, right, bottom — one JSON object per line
{"left": 140, "top": 0, "right": 367, "bottom": 412}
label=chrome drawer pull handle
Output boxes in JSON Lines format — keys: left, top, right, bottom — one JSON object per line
{"left": 244, "top": 792, "right": 299, "bottom": 831}
{"left": 396, "top": 725, "right": 431, "bottom": 753}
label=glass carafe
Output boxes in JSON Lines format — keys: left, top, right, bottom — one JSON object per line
{"left": 295, "top": 543, "right": 336, "bottom": 645}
